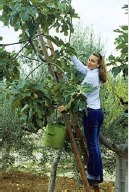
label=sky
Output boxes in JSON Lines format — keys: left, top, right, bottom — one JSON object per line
{"left": 71, "top": 0, "right": 128, "bottom": 57}
{"left": 0, "top": 0, "right": 128, "bottom": 57}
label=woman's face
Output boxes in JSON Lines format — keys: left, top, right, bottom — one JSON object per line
{"left": 87, "top": 55, "right": 100, "bottom": 70}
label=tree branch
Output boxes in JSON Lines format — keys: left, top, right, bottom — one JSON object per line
{"left": 23, "top": 31, "right": 66, "bottom": 80}
{"left": 14, "top": 42, "right": 29, "bottom": 59}
{"left": 0, "top": 32, "right": 45, "bottom": 47}
{"left": 69, "top": 13, "right": 72, "bottom": 42}
{"left": 0, "top": 39, "right": 29, "bottom": 46}
{"left": 25, "top": 31, "right": 46, "bottom": 63}
{"left": 25, "top": 61, "right": 66, "bottom": 80}
{"left": 99, "top": 133, "right": 128, "bottom": 156}
{"left": 32, "top": 31, "right": 45, "bottom": 40}
{"left": 25, "top": 62, "right": 45, "bottom": 79}
{"left": 20, "top": 55, "right": 39, "bottom": 62}
{"left": 121, "top": 144, "right": 128, "bottom": 154}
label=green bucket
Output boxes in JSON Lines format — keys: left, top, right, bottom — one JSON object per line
{"left": 44, "top": 123, "right": 67, "bottom": 149}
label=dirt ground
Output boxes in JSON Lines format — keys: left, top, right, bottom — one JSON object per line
{"left": 1, "top": 171, "right": 115, "bottom": 192}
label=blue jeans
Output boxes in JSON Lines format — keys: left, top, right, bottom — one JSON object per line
{"left": 83, "top": 108, "right": 104, "bottom": 182}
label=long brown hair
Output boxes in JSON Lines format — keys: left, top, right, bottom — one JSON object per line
{"left": 93, "top": 53, "right": 107, "bottom": 83}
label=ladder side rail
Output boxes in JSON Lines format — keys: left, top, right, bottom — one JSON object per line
{"left": 61, "top": 112, "right": 91, "bottom": 192}
{"left": 71, "top": 112, "right": 88, "bottom": 165}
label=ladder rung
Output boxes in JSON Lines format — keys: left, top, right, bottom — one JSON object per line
{"left": 74, "top": 138, "right": 81, "bottom": 141}
{"left": 80, "top": 153, "right": 86, "bottom": 155}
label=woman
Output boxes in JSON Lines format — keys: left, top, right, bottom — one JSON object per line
{"left": 59, "top": 53, "right": 107, "bottom": 186}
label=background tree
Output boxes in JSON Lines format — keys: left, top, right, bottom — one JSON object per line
{"left": 107, "top": 4, "right": 128, "bottom": 79}
{"left": 2, "top": 97, "right": 37, "bottom": 173}
{"left": 100, "top": 5, "right": 128, "bottom": 192}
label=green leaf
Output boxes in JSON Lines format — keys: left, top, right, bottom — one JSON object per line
{"left": 121, "top": 25, "right": 128, "bottom": 31}
{"left": 52, "top": 83, "right": 61, "bottom": 93}
{"left": 61, "top": 23, "right": 68, "bottom": 36}
{"left": 0, "top": 36, "right": 3, "bottom": 41}
{"left": 15, "top": 79, "right": 29, "bottom": 91}
{"left": 20, "top": 114, "right": 28, "bottom": 121}
{"left": 6, "top": 92, "right": 11, "bottom": 100}
{"left": 14, "top": 21, "right": 20, "bottom": 31}
{"left": 30, "top": 7, "right": 37, "bottom": 17}
{"left": 26, "top": 20, "right": 38, "bottom": 37}
{"left": 122, "top": 112, "right": 128, "bottom": 118}
{"left": 0, "top": 1, "right": 3, "bottom": 10}
{"left": 11, "top": 4, "right": 21, "bottom": 15}
{"left": 112, "top": 67, "right": 121, "bottom": 77}
{"left": 19, "top": 7, "right": 30, "bottom": 22}
{"left": 21, "top": 104, "right": 29, "bottom": 112}
{"left": 46, "top": 35, "right": 64, "bottom": 47}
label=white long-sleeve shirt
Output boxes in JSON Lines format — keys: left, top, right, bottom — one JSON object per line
{"left": 71, "top": 56, "right": 101, "bottom": 109}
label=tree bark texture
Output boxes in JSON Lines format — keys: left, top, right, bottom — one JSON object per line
{"left": 99, "top": 133, "right": 128, "bottom": 155}
{"left": 48, "top": 149, "right": 62, "bottom": 192}
{"left": 99, "top": 134, "right": 128, "bottom": 192}
{"left": 115, "top": 154, "right": 128, "bottom": 192}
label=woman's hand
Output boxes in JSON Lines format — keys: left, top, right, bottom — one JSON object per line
{"left": 58, "top": 106, "right": 66, "bottom": 112}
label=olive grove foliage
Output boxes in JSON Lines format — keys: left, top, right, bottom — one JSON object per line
{"left": 107, "top": 5, "right": 128, "bottom": 79}
{"left": 106, "top": 5, "right": 128, "bottom": 144}
{"left": 2, "top": 98, "right": 37, "bottom": 171}
{"left": 99, "top": 75, "right": 128, "bottom": 173}
{"left": 71, "top": 23, "right": 105, "bottom": 62}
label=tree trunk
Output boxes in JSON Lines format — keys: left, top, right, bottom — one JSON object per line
{"left": 99, "top": 134, "right": 128, "bottom": 192}
{"left": 115, "top": 154, "right": 128, "bottom": 192}
{"left": 2, "top": 146, "right": 11, "bottom": 174}
{"left": 99, "top": 133, "right": 128, "bottom": 154}
{"left": 48, "top": 149, "right": 62, "bottom": 192}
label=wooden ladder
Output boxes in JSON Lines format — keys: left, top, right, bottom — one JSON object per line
{"left": 68, "top": 111, "right": 100, "bottom": 192}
